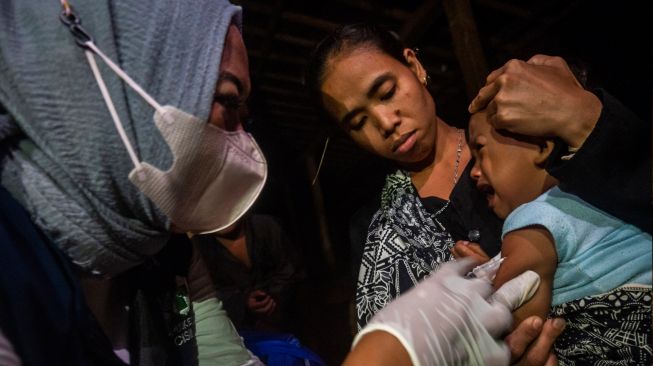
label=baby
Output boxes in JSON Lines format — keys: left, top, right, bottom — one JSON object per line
{"left": 454, "top": 109, "right": 652, "bottom": 365}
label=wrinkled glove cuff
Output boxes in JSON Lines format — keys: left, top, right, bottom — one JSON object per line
{"left": 352, "top": 324, "right": 421, "bottom": 366}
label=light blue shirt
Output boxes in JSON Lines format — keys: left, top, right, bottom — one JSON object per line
{"left": 503, "top": 187, "right": 652, "bottom": 306}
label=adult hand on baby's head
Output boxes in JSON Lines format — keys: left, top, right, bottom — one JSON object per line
{"left": 451, "top": 240, "right": 491, "bottom": 263}
{"left": 468, "top": 54, "right": 601, "bottom": 149}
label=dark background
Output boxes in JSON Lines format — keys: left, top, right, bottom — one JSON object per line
{"left": 232, "top": 1, "right": 651, "bottom": 363}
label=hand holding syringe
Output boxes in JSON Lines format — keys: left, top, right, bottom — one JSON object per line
{"left": 465, "top": 254, "right": 505, "bottom": 282}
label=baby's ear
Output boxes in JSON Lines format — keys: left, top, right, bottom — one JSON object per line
{"left": 534, "top": 139, "right": 555, "bottom": 166}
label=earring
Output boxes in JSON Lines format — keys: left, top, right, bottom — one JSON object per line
{"left": 422, "top": 75, "right": 428, "bottom": 86}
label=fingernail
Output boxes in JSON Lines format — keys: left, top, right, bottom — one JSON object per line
{"left": 461, "top": 241, "right": 470, "bottom": 246}
{"left": 531, "top": 317, "right": 542, "bottom": 329}
{"left": 552, "top": 318, "right": 566, "bottom": 331}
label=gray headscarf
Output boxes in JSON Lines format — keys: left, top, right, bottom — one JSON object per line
{"left": 0, "top": 0, "right": 242, "bottom": 276}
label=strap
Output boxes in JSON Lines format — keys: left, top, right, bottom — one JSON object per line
{"left": 85, "top": 49, "right": 142, "bottom": 169}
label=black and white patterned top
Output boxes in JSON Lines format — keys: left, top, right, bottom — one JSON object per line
{"left": 355, "top": 170, "right": 456, "bottom": 330}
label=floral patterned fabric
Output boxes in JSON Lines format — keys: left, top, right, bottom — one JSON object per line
{"left": 355, "top": 170, "right": 455, "bottom": 330}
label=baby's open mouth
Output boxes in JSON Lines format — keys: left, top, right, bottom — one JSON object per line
{"left": 478, "top": 184, "right": 495, "bottom": 206}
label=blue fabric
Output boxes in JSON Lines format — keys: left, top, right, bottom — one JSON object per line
{"left": 0, "top": 0, "right": 241, "bottom": 276}
{"left": 240, "top": 331, "right": 326, "bottom": 366}
{"left": 0, "top": 186, "right": 124, "bottom": 366}
{"left": 503, "top": 187, "right": 652, "bottom": 306}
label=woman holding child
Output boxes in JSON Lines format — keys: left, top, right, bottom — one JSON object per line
{"left": 306, "top": 23, "right": 650, "bottom": 365}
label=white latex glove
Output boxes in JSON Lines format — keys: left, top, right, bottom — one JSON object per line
{"left": 352, "top": 258, "right": 540, "bottom": 366}
{"left": 0, "top": 328, "right": 20, "bottom": 366}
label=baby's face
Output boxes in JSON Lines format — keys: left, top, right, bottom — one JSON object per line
{"left": 467, "top": 111, "right": 549, "bottom": 219}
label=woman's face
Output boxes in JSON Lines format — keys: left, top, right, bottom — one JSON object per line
{"left": 320, "top": 47, "right": 437, "bottom": 165}
{"left": 209, "top": 23, "right": 251, "bottom": 131}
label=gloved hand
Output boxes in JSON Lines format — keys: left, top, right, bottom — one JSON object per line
{"left": 352, "top": 258, "right": 540, "bottom": 366}
{"left": 0, "top": 328, "right": 20, "bottom": 366}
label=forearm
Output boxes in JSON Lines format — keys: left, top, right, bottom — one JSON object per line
{"left": 187, "top": 243, "right": 255, "bottom": 365}
{"left": 194, "top": 298, "right": 252, "bottom": 366}
{"left": 547, "top": 89, "right": 651, "bottom": 233}
{"left": 344, "top": 331, "right": 411, "bottom": 366}
{"left": 554, "top": 88, "right": 601, "bottom": 149}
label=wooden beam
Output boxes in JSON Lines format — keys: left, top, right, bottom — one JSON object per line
{"left": 442, "top": 0, "right": 488, "bottom": 100}
{"left": 265, "top": 99, "right": 315, "bottom": 112}
{"left": 248, "top": 49, "right": 306, "bottom": 65}
{"left": 258, "top": 85, "right": 309, "bottom": 100}
{"left": 247, "top": 26, "right": 316, "bottom": 48}
{"left": 261, "top": 72, "right": 304, "bottom": 85}
{"left": 282, "top": 12, "right": 339, "bottom": 31}
{"left": 476, "top": 0, "right": 532, "bottom": 19}
{"left": 266, "top": 110, "right": 319, "bottom": 124}
{"left": 330, "top": 0, "right": 412, "bottom": 21}
{"left": 274, "top": 33, "right": 315, "bottom": 48}
{"left": 400, "top": 0, "right": 441, "bottom": 45}
{"left": 421, "top": 44, "right": 456, "bottom": 61}
{"left": 503, "top": 1, "right": 586, "bottom": 54}
{"left": 252, "top": 0, "right": 285, "bottom": 76}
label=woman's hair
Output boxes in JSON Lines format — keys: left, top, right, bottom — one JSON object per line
{"left": 305, "top": 23, "right": 408, "bottom": 116}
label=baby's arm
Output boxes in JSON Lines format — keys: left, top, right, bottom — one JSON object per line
{"left": 494, "top": 226, "right": 557, "bottom": 325}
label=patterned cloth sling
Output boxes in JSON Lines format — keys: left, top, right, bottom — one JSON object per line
{"left": 355, "top": 170, "right": 455, "bottom": 330}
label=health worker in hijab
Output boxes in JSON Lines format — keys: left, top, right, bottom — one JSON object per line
{"left": 0, "top": 0, "right": 265, "bottom": 365}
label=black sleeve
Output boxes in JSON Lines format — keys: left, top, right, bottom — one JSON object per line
{"left": 546, "top": 89, "right": 651, "bottom": 233}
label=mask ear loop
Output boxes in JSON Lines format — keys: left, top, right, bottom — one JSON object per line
{"left": 80, "top": 37, "right": 171, "bottom": 176}
{"left": 84, "top": 50, "right": 142, "bottom": 170}
{"left": 311, "top": 135, "right": 329, "bottom": 186}
{"left": 60, "top": 3, "right": 161, "bottom": 171}
{"left": 84, "top": 42, "right": 166, "bottom": 116}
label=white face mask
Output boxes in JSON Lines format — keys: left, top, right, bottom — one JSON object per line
{"left": 83, "top": 40, "right": 267, "bottom": 234}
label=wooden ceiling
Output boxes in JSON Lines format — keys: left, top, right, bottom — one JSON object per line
{"left": 231, "top": 0, "right": 650, "bottom": 271}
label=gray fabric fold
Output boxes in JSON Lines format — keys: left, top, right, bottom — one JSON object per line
{"left": 0, "top": 0, "right": 242, "bottom": 276}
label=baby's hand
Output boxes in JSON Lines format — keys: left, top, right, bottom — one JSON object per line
{"left": 451, "top": 240, "right": 491, "bottom": 263}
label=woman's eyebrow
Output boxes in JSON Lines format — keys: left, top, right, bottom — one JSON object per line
{"left": 366, "top": 72, "right": 393, "bottom": 98}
